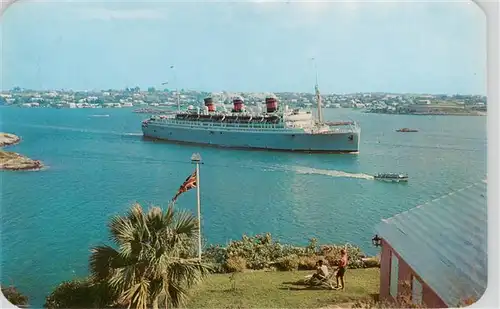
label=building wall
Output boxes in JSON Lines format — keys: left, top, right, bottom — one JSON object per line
{"left": 379, "top": 239, "right": 447, "bottom": 308}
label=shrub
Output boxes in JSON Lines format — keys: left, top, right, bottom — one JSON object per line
{"left": 363, "top": 257, "right": 380, "bottom": 268}
{"left": 224, "top": 256, "right": 247, "bottom": 273}
{"left": 1, "top": 285, "right": 28, "bottom": 307}
{"left": 203, "top": 244, "right": 227, "bottom": 273}
{"left": 306, "top": 238, "right": 318, "bottom": 255}
{"left": 202, "top": 234, "right": 367, "bottom": 273}
{"left": 274, "top": 254, "right": 299, "bottom": 271}
{"left": 224, "top": 233, "right": 285, "bottom": 270}
{"left": 281, "top": 244, "right": 308, "bottom": 257}
{"left": 298, "top": 255, "right": 319, "bottom": 270}
{"left": 44, "top": 277, "right": 116, "bottom": 309}
{"left": 320, "top": 243, "right": 365, "bottom": 269}
{"left": 324, "top": 253, "right": 345, "bottom": 268}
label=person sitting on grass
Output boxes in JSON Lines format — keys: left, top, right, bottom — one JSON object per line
{"left": 309, "top": 259, "right": 329, "bottom": 283}
{"left": 334, "top": 249, "right": 348, "bottom": 290}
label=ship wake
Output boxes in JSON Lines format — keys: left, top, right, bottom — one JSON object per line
{"left": 15, "top": 124, "right": 142, "bottom": 137}
{"left": 290, "top": 166, "right": 374, "bottom": 180}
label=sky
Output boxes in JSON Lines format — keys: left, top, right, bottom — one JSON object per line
{"left": 0, "top": 0, "right": 487, "bottom": 95}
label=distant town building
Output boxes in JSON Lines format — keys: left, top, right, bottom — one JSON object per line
{"left": 375, "top": 180, "right": 487, "bottom": 308}
{"left": 406, "top": 104, "right": 434, "bottom": 113}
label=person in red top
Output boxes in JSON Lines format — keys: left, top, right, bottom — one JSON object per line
{"left": 335, "top": 249, "right": 348, "bottom": 290}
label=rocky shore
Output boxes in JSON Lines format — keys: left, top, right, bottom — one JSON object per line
{"left": 0, "top": 133, "right": 44, "bottom": 171}
{"left": 0, "top": 133, "right": 20, "bottom": 147}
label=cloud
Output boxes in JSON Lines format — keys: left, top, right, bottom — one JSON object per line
{"left": 81, "top": 8, "right": 167, "bottom": 20}
{"left": 246, "top": 0, "right": 479, "bottom": 26}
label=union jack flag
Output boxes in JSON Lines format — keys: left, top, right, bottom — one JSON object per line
{"left": 172, "top": 170, "right": 197, "bottom": 202}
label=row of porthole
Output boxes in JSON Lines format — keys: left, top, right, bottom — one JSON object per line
{"left": 153, "top": 125, "right": 286, "bottom": 132}
{"left": 173, "top": 125, "right": 285, "bottom": 132}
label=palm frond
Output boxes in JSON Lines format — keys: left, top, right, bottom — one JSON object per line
{"left": 148, "top": 278, "right": 164, "bottom": 301}
{"left": 146, "top": 206, "right": 165, "bottom": 234}
{"left": 172, "top": 210, "right": 199, "bottom": 238}
{"left": 109, "top": 264, "right": 137, "bottom": 292}
{"left": 163, "top": 204, "right": 175, "bottom": 227}
{"left": 108, "top": 215, "right": 136, "bottom": 246}
{"left": 166, "top": 281, "right": 189, "bottom": 308}
{"left": 89, "top": 245, "right": 120, "bottom": 280}
{"left": 127, "top": 203, "right": 147, "bottom": 227}
{"left": 167, "top": 258, "right": 212, "bottom": 290}
{"left": 119, "top": 281, "right": 150, "bottom": 309}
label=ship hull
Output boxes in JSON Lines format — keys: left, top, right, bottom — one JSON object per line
{"left": 142, "top": 123, "right": 360, "bottom": 153}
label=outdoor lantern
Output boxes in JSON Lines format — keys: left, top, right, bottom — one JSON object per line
{"left": 372, "top": 234, "right": 382, "bottom": 247}
{"left": 191, "top": 153, "right": 202, "bottom": 163}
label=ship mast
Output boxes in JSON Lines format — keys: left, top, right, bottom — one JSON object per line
{"left": 177, "top": 90, "right": 180, "bottom": 112}
{"left": 312, "top": 58, "right": 323, "bottom": 124}
{"left": 162, "top": 65, "right": 180, "bottom": 111}
{"left": 172, "top": 65, "right": 180, "bottom": 112}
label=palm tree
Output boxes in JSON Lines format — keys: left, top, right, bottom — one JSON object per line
{"left": 89, "top": 203, "right": 212, "bottom": 309}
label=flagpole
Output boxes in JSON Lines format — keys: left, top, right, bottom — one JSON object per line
{"left": 191, "top": 153, "right": 202, "bottom": 260}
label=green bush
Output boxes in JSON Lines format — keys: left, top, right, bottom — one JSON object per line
{"left": 44, "top": 277, "right": 116, "bottom": 309}
{"left": 224, "top": 233, "right": 284, "bottom": 270}
{"left": 274, "top": 255, "right": 299, "bottom": 271}
{"left": 203, "top": 244, "right": 227, "bottom": 273}
{"left": 224, "top": 256, "right": 247, "bottom": 273}
{"left": 298, "top": 256, "right": 319, "bottom": 270}
{"left": 363, "top": 257, "right": 380, "bottom": 268}
{"left": 281, "top": 244, "right": 308, "bottom": 257}
{"left": 202, "top": 234, "right": 367, "bottom": 273}
{"left": 306, "top": 238, "right": 318, "bottom": 255}
{"left": 320, "top": 243, "right": 365, "bottom": 269}
{"left": 1, "top": 285, "right": 28, "bottom": 307}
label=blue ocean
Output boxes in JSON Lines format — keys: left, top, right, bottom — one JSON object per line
{"left": 0, "top": 107, "right": 487, "bottom": 306}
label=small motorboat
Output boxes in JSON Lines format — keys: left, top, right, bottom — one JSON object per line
{"left": 396, "top": 128, "right": 418, "bottom": 132}
{"left": 374, "top": 173, "right": 409, "bottom": 182}
{"left": 91, "top": 114, "right": 110, "bottom": 117}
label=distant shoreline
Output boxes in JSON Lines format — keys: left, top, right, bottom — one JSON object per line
{"left": 0, "top": 104, "right": 487, "bottom": 116}
{"left": 0, "top": 133, "right": 45, "bottom": 171}
{"left": 366, "top": 111, "right": 486, "bottom": 116}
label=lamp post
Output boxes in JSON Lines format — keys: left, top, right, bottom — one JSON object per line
{"left": 191, "top": 153, "right": 202, "bottom": 260}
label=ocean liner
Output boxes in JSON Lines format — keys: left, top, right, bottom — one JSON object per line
{"left": 141, "top": 83, "right": 360, "bottom": 153}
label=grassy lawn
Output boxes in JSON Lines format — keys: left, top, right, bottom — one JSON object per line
{"left": 186, "top": 268, "right": 380, "bottom": 308}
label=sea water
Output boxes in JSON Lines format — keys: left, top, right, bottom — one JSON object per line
{"left": 0, "top": 107, "right": 487, "bottom": 306}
